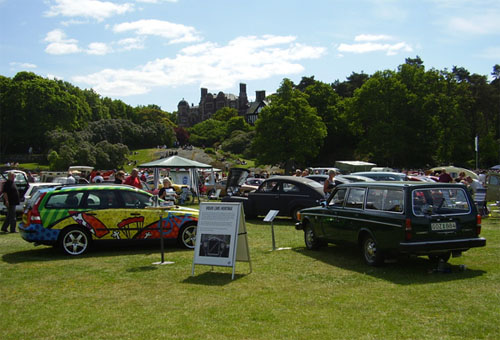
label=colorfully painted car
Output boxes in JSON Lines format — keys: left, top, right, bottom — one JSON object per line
{"left": 296, "top": 182, "right": 486, "bottom": 266}
{"left": 18, "top": 185, "right": 199, "bottom": 256}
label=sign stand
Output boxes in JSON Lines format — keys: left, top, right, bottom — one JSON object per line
{"left": 264, "top": 210, "right": 290, "bottom": 251}
{"left": 192, "top": 202, "right": 251, "bottom": 279}
{"left": 151, "top": 197, "right": 174, "bottom": 265}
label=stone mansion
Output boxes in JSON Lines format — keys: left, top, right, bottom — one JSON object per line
{"left": 177, "top": 83, "right": 267, "bottom": 128}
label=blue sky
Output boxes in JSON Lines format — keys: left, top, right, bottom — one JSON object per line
{"left": 1, "top": 0, "right": 499, "bottom": 112}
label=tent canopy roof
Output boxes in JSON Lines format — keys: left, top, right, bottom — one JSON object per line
{"left": 138, "top": 155, "right": 213, "bottom": 169}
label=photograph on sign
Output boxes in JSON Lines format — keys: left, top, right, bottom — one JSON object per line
{"left": 199, "top": 234, "right": 231, "bottom": 258}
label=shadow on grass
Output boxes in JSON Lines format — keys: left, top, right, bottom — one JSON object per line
{"left": 183, "top": 270, "right": 245, "bottom": 286}
{"left": 2, "top": 240, "right": 192, "bottom": 264}
{"left": 292, "top": 245, "right": 486, "bottom": 285}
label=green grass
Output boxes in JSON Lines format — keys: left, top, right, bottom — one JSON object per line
{"left": 1, "top": 216, "right": 499, "bottom": 340}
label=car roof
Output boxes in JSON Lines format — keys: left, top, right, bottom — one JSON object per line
{"left": 335, "top": 181, "right": 466, "bottom": 189}
{"left": 48, "top": 184, "right": 146, "bottom": 193}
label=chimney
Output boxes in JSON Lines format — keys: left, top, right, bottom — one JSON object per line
{"left": 256, "top": 90, "right": 266, "bottom": 102}
{"left": 200, "top": 88, "right": 208, "bottom": 101}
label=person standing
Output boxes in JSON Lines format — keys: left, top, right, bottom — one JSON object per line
{"left": 159, "top": 178, "right": 178, "bottom": 202}
{"left": 124, "top": 169, "right": 142, "bottom": 189}
{"left": 438, "top": 169, "right": 453, "bottom": 183}
{"left": 114, "top": 170, "right": 125, "bottom": 184}
{"left": 1, "top": 172, "right": 20, "bottom": 233}
{"left": 323, "top": 169, "right": 337, "bottom": 199}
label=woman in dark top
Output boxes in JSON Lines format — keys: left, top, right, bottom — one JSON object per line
{"left": 114, "top": 171, "right": 125, "bottom": 184}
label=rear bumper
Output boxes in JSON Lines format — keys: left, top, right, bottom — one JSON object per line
{"left": 399, "top": 237, "right": 486, "bottom": 253}
{"left": 18, "top": 222, "right": 59, "bottom": 244}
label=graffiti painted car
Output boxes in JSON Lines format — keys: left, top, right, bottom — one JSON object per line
{"left": 18, "top": 185, "right": 198, "bottom": 256}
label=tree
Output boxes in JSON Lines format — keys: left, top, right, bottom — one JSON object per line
{"left": 252, "top": 79, "right": 326, "bottom": 173}
{"left": 212, "top": 107, "right": 238, "bottom": 121}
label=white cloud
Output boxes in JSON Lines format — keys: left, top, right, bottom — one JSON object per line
{"left": 44, "top": 29, "right": 81, "bottom": 54}
{"left": 73, "top": 35, "right": 326, "bottom": 96}
{"left": 9, "top": 62, "right": 37, "bottom": 69}
{"left": 45, "top": 0, "right": 134, "bottom": 22}
{"left": 117, "top": 37, "right": 145, "bottom": 51}
{"left": 338, "top": 35, "right": 412, "bottom": 56}
{"left": 113, "top": 19, "right": 202, "bottom": 44}
{"left": 87, "top": 42, "right": 113, "bottom": 55}
{"left": 447, "top": 13, "right": 500, "bottom": 35}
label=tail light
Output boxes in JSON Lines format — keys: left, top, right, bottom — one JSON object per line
{"left": 405, "top": 218, "right": 412, "bottom": 240}
{"left": 28, "top": 193, "right": 46, "bottom": 225}
{"left": 476, "top": 214, "right": 482, "bottom": 235}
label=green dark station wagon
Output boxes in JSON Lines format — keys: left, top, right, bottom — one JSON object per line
{"left": 295, "top": 182, "right": 486, "bottom": 266}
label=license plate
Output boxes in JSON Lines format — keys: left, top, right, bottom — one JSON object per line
{"left": 431, "top": 222, "right": 456, "bottom": 231}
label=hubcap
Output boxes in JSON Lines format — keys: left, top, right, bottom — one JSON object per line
{"left": 64, "top": 231, "right": 87, "bottom": 255}
{"left": 365, "top": 239, "right": 376, "bottom": 260}
{"left": 182, "top": 226, "right": 196, "bottom": 248}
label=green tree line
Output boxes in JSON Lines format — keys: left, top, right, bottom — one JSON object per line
{"left": 1, "top": 57, "right": 499, "bottom": 171}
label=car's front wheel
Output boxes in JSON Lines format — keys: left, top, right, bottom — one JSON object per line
{"left": 59, "top": 226, "right": 91, "bottom": 256}
{"left": 304, "top": 224, "right": 322, "bottom": 250}
{"left": 362, "top": 235, "right": 384, "bottom": 266}
{"left": 178, "top": 223, "right": 197, "bottom": 249}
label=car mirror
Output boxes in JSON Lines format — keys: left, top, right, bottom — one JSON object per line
{"left": 319, "top": 200, "right": 327, "bottom": 208}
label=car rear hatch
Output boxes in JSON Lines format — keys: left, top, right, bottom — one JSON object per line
{"left": 408, "top": 186, "right": 480, "bottom": 242}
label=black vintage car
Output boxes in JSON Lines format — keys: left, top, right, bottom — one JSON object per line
{"left": 222, "top": 175, "right": 325, "bottom": 220}
{"left": 296, "top": 182, "right": 486, "bottom": 266}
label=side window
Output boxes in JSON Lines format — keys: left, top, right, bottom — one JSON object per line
{"left": 328, "top": 188, "right": 346, "bottom": 207}
{"left": 259, "top": 181, "right": 279, "bottom": 193}
{"left": 489, "top": 175, "right": 500, "bottom": 185}
{"left": 366, "top": 188, "right": 404, "bottom": 212}
{"left": 345, "top": 188, "right": 366, "bottom": 209}
{"left": 45, "top": 192, "right": 84, "bottom": 209}
{"left": 366, "top": 188, "right": 384, "bottom": 210}
{"left": 282, "top": 182, "right": 300, "bottom": 193}
{"left": 383, "top": 189, "right": 404, "bottom": 212}
{"left": 84, "top": 190, "right": 120, "bottom": 209}
{"left": 120, "top": 191, "right": 151, "bottom": 209}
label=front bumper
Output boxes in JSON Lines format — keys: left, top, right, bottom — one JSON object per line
{"left": 18, "top": 222, "right": 60, "bottom": 244}
{"left": 399, "top": 237, "right": 486, "bottom": 253}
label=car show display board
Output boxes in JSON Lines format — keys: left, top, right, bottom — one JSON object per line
{"left": 192, "top": 202, "right": 251, "bottom": 279}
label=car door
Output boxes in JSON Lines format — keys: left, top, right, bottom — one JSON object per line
{"left": 114, "top": 190, "right": 163, "bottom": 240}
{"left": 321, "top": 188, "right": 348, "bottom": 241}
{"left": 251, "top": 179, "right": 281, "bottom": 216}
{"left": 339, "top": 187, "right": 367, "bottom": 242}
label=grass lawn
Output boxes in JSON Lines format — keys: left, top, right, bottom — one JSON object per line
{"left": 1, "top": 214, "right": 499, "bottom": 340}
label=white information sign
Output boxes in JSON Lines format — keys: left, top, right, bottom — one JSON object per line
{"left": 192, "top": 202, "right": 251, "bottom": 279}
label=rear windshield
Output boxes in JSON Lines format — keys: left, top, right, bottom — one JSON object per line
{"left": 412, "top": 188, "right": 471, "bottom": 216}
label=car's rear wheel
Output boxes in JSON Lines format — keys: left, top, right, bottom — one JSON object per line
{"left": 178, "top": 223, "right": 197, "bottom": 249}
{"left": 304, "top": 224, "right": 321, "bottom": 250}
{"left": 59, "top": 226, "right": 91, "bottom": 256}
{"left": 362, "top": 235, "right": 384, "bottom": 266}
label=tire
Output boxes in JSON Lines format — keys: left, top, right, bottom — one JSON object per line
{"left": 59, "top": 226, "right": 91, "bottom": 256}
{"left": 428, "top": 252, "right": 451, "bottom": 263}
{"left": 304, "top": 224, "right": 321, "bottom": 250}
{"left": 178, "top": 223, "right": 197, "bottom": 249}
{"left": 362, "top": 235, "right": 384, "bottom": 266}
